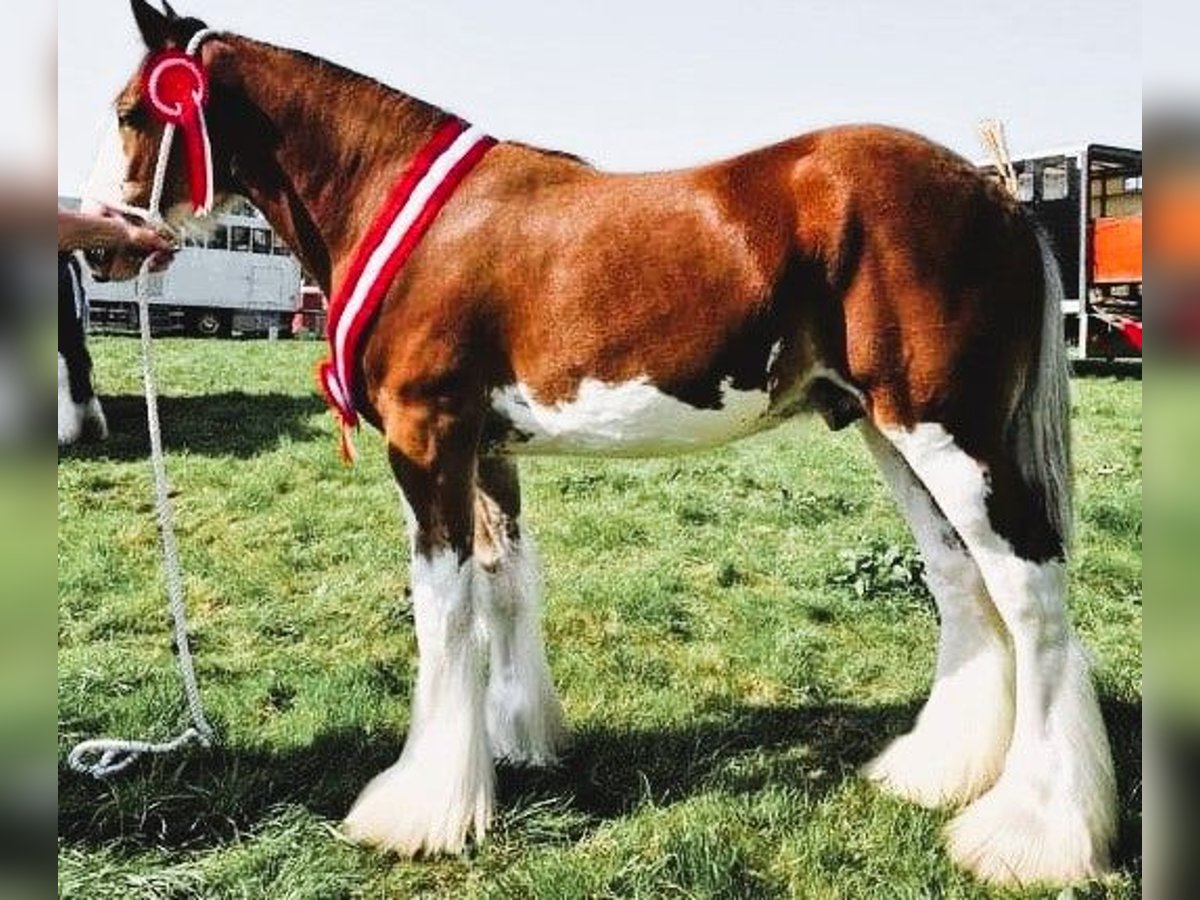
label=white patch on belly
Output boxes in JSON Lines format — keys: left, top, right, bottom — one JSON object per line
{"left": 491, "top": 377, "right": 773, "bottom": 456}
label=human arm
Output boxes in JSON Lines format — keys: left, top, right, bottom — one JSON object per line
{"left": 57, "top": 207, "right": 174, "bottom": 255}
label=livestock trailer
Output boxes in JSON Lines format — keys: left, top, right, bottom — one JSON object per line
{"left": 984, "top": 145, "right": 1142, "bottom": 360}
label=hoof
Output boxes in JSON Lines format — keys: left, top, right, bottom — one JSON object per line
{"left": 486, "top": 684, "right": 567, "bottom": 767}
{"left": 343, "top": 750, "right": 493, "bottom": 857}
{"left": 863, "top": 651, "right": 1013, "bottom": 808}
{"left": 863, "top": 730, "right": 1001, "bottom": 809}
{"left": 945, "top": 771, "right": 1114, "bottom": 886}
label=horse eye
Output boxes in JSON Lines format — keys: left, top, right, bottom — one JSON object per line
{"left": 117, "top": 106, "right": 146, "bottom": 128}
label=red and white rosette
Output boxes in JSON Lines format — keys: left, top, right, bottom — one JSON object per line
{"left": 142, "top": 49, "right": 215, "bottom": 215}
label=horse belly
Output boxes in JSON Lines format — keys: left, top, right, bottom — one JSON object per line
{"left": 488, "top": 377, "right": 774, "bottom": 456}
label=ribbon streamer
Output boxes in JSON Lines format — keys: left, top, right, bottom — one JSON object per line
{"left": 143, "top": 50, "right": 214, "bottom": 214}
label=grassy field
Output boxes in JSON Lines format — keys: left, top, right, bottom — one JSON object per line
{"left": 58, "top": 337, "right": 1142, "bottom": 899}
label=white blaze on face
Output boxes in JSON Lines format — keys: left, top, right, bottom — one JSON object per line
{"left": 80, "top": 120, "right": 129, "bottom": 213}
{"left": 79, "top": 118, "right": 223, "bottom": 241}
{"left": 491, "top": 376, "right": 773, "bottom": 456}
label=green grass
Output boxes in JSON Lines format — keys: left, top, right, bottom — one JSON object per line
{"left": 59, "top": 337, "right": 1142, "bottom": 899}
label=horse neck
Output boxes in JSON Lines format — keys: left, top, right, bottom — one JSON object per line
{"left": 216, "top": 36, "right": 450, "bottom": 292}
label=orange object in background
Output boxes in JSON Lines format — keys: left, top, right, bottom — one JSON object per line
{"left": 1154, "top": 170, "right": 1200, "bottom": 267}
{"left": 1090, "top": 216, "right": 1142, "bottom": 284}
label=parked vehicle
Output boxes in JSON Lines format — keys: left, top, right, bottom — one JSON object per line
{"left": 59, "top": 196, "right": 304, "bottom": 337}
{"left": 292, "top": 283, "right": 328, "bottom": 338}
{"left": 983, "top": 145, "right": 1142, "bottom": 360}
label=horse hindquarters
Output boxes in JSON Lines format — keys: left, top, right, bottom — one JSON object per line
{"left": 866, "top": 233, "right": 1116, "bottom": 884}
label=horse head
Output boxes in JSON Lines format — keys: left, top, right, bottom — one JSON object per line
{"left": 82, "top": 0, "right": 239, "bottom": 280}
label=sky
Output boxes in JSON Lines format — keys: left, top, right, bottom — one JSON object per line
{"left": 58, "top": 0, "right": 1142, "bottom": 195}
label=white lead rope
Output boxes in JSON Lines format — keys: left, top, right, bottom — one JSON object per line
{"left": 66, "top": 259, "right": 215, "bottom": 779}
{"left": 68, "top": 28, "right": 225, "bottom": 779}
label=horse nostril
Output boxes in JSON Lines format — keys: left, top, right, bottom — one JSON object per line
{"left": 84, "top": 247, "right": 115, "bottom": 274}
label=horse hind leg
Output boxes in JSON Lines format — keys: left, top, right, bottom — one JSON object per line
{"left": 879, "top": 420, "right": 1116, "bottom": 885}
{"left": 474, "top": 456, "right": 565, "bottom": 766}
{"left": 859, "top": 422, "right": 1014, "bottom": 808}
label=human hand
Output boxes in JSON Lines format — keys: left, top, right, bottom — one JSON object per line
{"left": 68, "top": 205, "right": 178, "bottom": 280}
{"left": 120, "top": 218, "right": 176, "bottom": 256}
{"left": 122, "top": 219, "right": 176, "bottom": 275}
{"left": 90, "top": 204, "right": 176, "bottom": 256}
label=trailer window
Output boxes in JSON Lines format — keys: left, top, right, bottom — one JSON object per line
{"left": 252, "top": 228, "right": 272, "bottom": 254}
{"left": 208, "top": 224, "right": 228, "bottom": 250}
{"left": 273, "top": 233, "right": 291, "bottom": 256}
{"left": 1015, "top": 171, "right": 1034, "bottom": 202}
{"left": 230, "top": 226, "right": 251, "bottom": 252}
{"left": 1042, "top": 166, "right": 1068, "bottom": 201}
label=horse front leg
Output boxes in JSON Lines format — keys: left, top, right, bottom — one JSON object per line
{"left": 474, "top": 456, "right": 565, "bottom": 766}
{"left": 343, "top": 404, "right": 493, "bottom": 856}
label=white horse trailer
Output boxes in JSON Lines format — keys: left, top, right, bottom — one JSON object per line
{"left": 61, "top": 196, "right": 303, "bottom": 337}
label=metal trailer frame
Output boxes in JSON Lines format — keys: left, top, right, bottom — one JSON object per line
{"left": 1077, "top": 144, "right": 1141, "bottom": 360}
{"left": 980, "top": 144, "right": 1142, "bottom": 360}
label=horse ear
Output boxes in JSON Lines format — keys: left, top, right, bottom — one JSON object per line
{"left": 131, "top": 0, "right": 169, "bottom": 49}
{"left": 161, "top": 0, "right": 179, "bottom": 20}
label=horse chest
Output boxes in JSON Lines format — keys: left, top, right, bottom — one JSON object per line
{"left": 487, "top": 377, "right": 774, "bottom": 456}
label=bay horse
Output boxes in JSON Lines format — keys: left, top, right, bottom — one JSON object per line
{"left": 85, "top": 0, "right": 1117, "bottom": 885}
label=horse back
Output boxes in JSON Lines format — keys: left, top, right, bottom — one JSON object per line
{"left": 364, "top": 125, "right": 1042, "bottom": 456}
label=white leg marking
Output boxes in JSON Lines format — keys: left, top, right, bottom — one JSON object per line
{"left": 479, "top": 528, "right": 565, "bottom": 765}
{"left": 57, "top": 354, "right": 85, "bottom": 446}
{"left": 884, "top": 423, "right": 1116, "bottom": 885}
{"left": 84, "top": 395, "right": 108, "bottom": 441}
{"left": 860, "top": 424, "right": 1014, "bottom": 807}
{"left": 343, "top": 550, "right": 494, "bottom": 856}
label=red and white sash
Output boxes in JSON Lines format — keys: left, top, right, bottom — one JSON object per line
{"left": 318, "top": 118, "right": 497, "bottom": 460}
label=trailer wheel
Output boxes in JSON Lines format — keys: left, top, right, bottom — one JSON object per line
{"left": 188, "top": 309, "right": 231, "bottom": 338}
